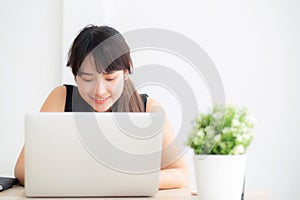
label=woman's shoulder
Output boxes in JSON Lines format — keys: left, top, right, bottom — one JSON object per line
{"left": 48, "top": 85, "right": 67, "bottom": 98}
{"left": 145, "top": 97, "right": 163, "bottom": 112}
{"left": 39, "top": 85, "right": 67, "bottom": 112}
{"left": 52, "top": 85, "right": 67, "bottom": 93}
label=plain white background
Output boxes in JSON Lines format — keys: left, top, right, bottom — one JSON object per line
{"left": 1, "top": 0, "right": 299, "bottom": 199}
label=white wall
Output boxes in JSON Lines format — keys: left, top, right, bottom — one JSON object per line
{"left": 62, "top": 0, "right": 106, "bottom": 84}
{"left": 61, "top": 1, "right": 300, "bottom": 199}
{"left": 1, "top": 0, "right": 299, "bottom": 199}
{"left": 0, "top": 0, "right": 62, "bottom": 176}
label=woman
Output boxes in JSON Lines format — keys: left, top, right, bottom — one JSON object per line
{"left": 14, "top": 25, "right": 189, "bottom": 189}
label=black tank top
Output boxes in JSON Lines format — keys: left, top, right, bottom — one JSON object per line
{"left": 63, "top": 84, "right": 148, "bottom": 112}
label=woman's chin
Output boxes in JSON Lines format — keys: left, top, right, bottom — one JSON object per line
{"left": 93, "top": 102, "right": 113, "bottom": 112}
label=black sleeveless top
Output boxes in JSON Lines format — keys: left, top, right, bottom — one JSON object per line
{"left": 63, "top": 84, "right": 148, "bottom": 112}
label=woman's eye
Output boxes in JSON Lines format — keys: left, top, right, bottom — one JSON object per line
{"left": 83, "top": 79, "right": 93, "bottom": 82}
{"left": 104, "top": 76, "right": 116, "bottom": 81}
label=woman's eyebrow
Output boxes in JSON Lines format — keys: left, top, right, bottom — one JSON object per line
{"left": 78, "top": 71, "right": 94, "bottom": 76}
{"left": 103, "top": 70, "right": 116, "bottom": 75}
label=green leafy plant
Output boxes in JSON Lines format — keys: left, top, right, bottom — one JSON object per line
{"left": 187, "top": 105, "right": 255, "bottom": 155}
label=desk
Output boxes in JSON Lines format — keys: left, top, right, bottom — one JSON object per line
{"left": 0, "top": 186, "right": 271, "bottom": 200}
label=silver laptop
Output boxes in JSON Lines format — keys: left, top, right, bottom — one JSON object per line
{"left": 25, "top": 112, "right": 164, "bottom": 197}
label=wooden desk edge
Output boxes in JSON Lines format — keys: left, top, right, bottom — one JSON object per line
{"left": 0, "top": 186, "right": 272, "bottom": 200}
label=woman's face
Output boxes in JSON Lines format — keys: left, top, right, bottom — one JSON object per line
{"left": 76, "top": 54, "right": 127, "bottom": 112}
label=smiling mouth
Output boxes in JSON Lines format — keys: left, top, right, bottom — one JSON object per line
{"left": 91, "top": 96, "right": 111, "bottom": 104}
{"left": 95, "top": 97, "right": 110, "bottom": 101}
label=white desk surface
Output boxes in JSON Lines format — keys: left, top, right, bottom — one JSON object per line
{"left": 0, "top": 186, "right": 271, "bottom": 200}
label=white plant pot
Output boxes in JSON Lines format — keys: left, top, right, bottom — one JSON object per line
{"left": 194, "top": 154, "right": 246, "bottom": 200}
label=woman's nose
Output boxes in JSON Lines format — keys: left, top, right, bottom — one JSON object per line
{"left": 94, "top": 78, "right": 106, "bottom": 96}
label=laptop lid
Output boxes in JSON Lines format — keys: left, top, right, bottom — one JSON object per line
{"left": 25, "top": 112, "right": 164, "bottom": 197}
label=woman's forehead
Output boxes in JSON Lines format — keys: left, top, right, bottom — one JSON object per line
{"left": 80, "top": 54, "right": 106, "bottom": 73}
{"left": 79, "top": 53, "right": 126, "bottom": 75}
{"left": 80, "top": 53, "right": 95, "bottom": 66}
{"left": 79, "top": 61, "right": 120, "bottom": 75}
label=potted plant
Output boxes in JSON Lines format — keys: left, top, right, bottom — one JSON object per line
{"left": 187, "top": 105, "right": 255, "bottom": 200}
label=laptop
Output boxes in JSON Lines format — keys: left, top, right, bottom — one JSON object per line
{"left": 24, "top": 112, "right": 164, "bottom": 197}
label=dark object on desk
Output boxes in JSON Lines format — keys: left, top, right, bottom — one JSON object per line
{"left": 0, "top": 177, "right": 19, "bottom": 192}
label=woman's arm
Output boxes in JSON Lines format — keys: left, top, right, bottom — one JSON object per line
{"left": 14, "top": 147, "right": 24, "bottom": 185}
{"left": 146, "top": 98, "right": 190, "bottom": 190}
{"left": 14, "top": 86, "right": 66, "bottom": 185}
{"left": 159, "top": 168, "right": 190, "bottom": 189}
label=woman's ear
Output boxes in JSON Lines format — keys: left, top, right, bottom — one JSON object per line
{"left": 124, "top": 70, "right": 129, "bottom": 80}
